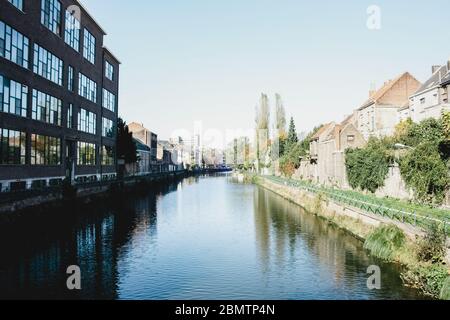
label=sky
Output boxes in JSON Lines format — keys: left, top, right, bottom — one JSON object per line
{"left": 81, "top": 0, "right": 450, "bottom": 147}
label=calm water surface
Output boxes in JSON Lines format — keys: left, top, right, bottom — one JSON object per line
{"left": 0, "top": 174, "right": 424, "bottom": 299}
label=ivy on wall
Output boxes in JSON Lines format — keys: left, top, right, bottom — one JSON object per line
{"left": 344, "top": 114, "right": 449, "bottom": 205}
{"left": 345, "top": 138, "right": 392, "bottom": 193}
{"left": 396, "top": 114, "right": 450, "bottom": 205}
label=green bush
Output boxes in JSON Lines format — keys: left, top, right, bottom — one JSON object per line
{"left": 364, "top": 224, "right": 406, "bottom": 261}
{"left": 394, "top": 116, "right": 449, "bottom": 205}
{"left": 279, "top": 143, "right": 302, "bottom": 177}
{"left": 399, "top": 143, "right": 449, "bottom": 205}
{"left": 401, "top": 264, "right": 449, "bottom": 298}
{"left": 397, "top": 118, "right": 445, "bottom": 148}
{"left": 345, "top": 138, "right": 392, "bottom": 193}
{"left": 417, "top": 222, "right": 447, "bottom": 264}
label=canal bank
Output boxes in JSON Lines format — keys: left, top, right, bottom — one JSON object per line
{"left": 0, "top": 169, "right": 233, "bottom": 219}
{"left": 0, "top": 170, "right": 188, "bottom": 218}
{"left": 254, "top": 175, "right": 450, "bottom": 300}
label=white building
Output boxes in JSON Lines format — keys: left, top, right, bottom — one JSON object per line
{"left": 357, "top": 72, "right": 421, "bottom": 140}
{"left": 408, "top": 63, "right": 450, "bottom": 122}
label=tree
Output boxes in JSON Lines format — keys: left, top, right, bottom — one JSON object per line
{"left": 255, "top": 93, "right": 270, "bottom": 171}
{"left": 275, "top": 94, "right": 286, "bottom": 135}
{"left": 274, "top": 94, "right": 287, "bottom": 157}
{"left": 396, "top": 118, "right": 444, "bottom": 148}
{"left": 287, "top": 117, "right": 298, "bottom": 148}
{"left": 117, "top": 117, "right": 137, "bottom": 164}
{"left": 400, "top": 142, "right": 449, "bottom": 205}
{"left": 279, "top": 143, "right": 302, "bottom": 177}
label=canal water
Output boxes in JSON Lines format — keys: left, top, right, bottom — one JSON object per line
{"left": 0, "top": 174, "right": 424, "bottom": 299}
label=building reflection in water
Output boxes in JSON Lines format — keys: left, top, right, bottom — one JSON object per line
{"left": 0, "top": 179, "right": 182, "bottom": 300}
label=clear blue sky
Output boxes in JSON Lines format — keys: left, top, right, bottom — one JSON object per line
{"left": 81, "top": 0, "right": 450, "bottom": 145}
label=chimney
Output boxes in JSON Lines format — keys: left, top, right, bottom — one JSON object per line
{"left": 432, "top": 65, "right": 441, "bottom": 74}
{"left": 447, "top": 59, "right": 450, "bottom": 72}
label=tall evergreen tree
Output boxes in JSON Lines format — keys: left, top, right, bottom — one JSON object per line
{"left": 287, "top": 117, "right": 298, "bottom": 147}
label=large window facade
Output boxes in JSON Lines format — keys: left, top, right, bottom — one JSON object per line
{"left": 78, "top": 108, "right": 97, "bottom": 134}
{"left": 8, "top": 0, "right": 23, "bottom": 11}
{"left": 0, "top": 128, "right": 26, "bottom": 165}
{"left": 0, "top": 21, "right": 29, "bottom": 68}
{"left": 33, "top": 44, "right": 63, "bottom": 86}
{"left": 41, "top": 0, "right": 61, "bottom": 36}
{"left": 77, "top": 141, "right": 96, "bottom": 166}
{"left": 102, "top": 88, "right": 116, "bottom": 112}
{"left": 64, "top": 9, "right": 80, "bottom": 52}
{"left": 83, "top": 29, "right": 96, "bottom": 64}
{"left": 31, "top": 134, "right": 61, "bottom": 165}
{"left": 105, "top": 61, "right": 114, "bottom": 81}
{"left": 32, "top": 89, "right": 62, "bottom": 126}
{"left": 78, "top": 73, "right": 97, "bottom": 103}
{"left": 102, "top": 117, "right": 114, "bottom": 138}
{"left": 101, "top": 145, "right": 115, "bottom": 166}
{"left": 0, "top": 75, "right": 28, "bottom": 118}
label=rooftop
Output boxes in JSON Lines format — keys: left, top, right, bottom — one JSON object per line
{"left": 359, "top": 72, "right": 417, "bottom": 110}
{"left": 412, "top": 64, "right": 449, "bottom": 96}
{"left": 75, "top": 0, "right": 107, "bottom": 35}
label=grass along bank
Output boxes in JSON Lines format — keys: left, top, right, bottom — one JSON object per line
{"left": 254, "top": 175, "right": 450, "bottom": 299}
{"left": 264, "top": 175, "right": 450, "bottom": 235}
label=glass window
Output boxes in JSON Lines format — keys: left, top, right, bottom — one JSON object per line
{"left": 41, "top": 0, "right": 61, "bottom": 36}
{"left": 64, "top": 8, "right": 80, "bottom": 51}
{"left": 101, "top": 145, "right": 115, "bottom": 166}
{"left": 83, "top": 29, "right": 96, "bottom": 64}
{"left": 67, "top": 104, "right": 73, "bottom": 129}
{"left": 105, "top": 61, "right": 114, "bottom": 81}
{"left": 33, "top": 43, "right": 63, "bottom": 86}
{"left": 77, "top": 141, "right": 96, "bottom": 166}
{"left": 32, "top": 89, "right": 62, "bottom": 126}
{"left": 102, "top": 117, "right": 114, "bottom": 138}
{"left": 31, "top": 134, "right": 61, "bottom": 165}
{"left": 0, "top": 20, "right": 29, "bottom": 68}
{"left": 68, "top": 66, "right": 74, "bottom": 91}
{"left": 78, "top": 73, "right": 97, "bottom": 103}
{"left": 0, "top": 75, "right": 28, "bottom": 118}
{"left": 0, "top": 128, "right": 26, "bottom": 165}
{"left": 8, "top": 0, "right": 23, "bottom": 11}
{"left": 102, "top": 88, "right": 116, "bottom": 112}
{"left": 77, "top": 108, "right": 96, "bottom": 134}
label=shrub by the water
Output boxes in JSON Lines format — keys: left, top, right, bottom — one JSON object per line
{"left": 401, "top": 264, "right": 449, "bottom": 298}
{"left": 416, "top": 222, "right": 447, "bottom": 264}
{"left": 363, "top": 224, "right": 406, "bottom": 261}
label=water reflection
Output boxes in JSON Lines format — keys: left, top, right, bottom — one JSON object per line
{"left": 0, "top": 175, "right": 424, "bottom": 300}
{"left": 252, "top": 187, "right": 421, "bottom": 300}
{"left": 0, "top": 179, "right": 182, "bottom": 299}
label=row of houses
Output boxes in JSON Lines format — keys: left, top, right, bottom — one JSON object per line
{"left": 297, "top": 60, "right": 450, "bottom": 195}
{"left": 126, "top": 122, "right": 184, "bottom": 176}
